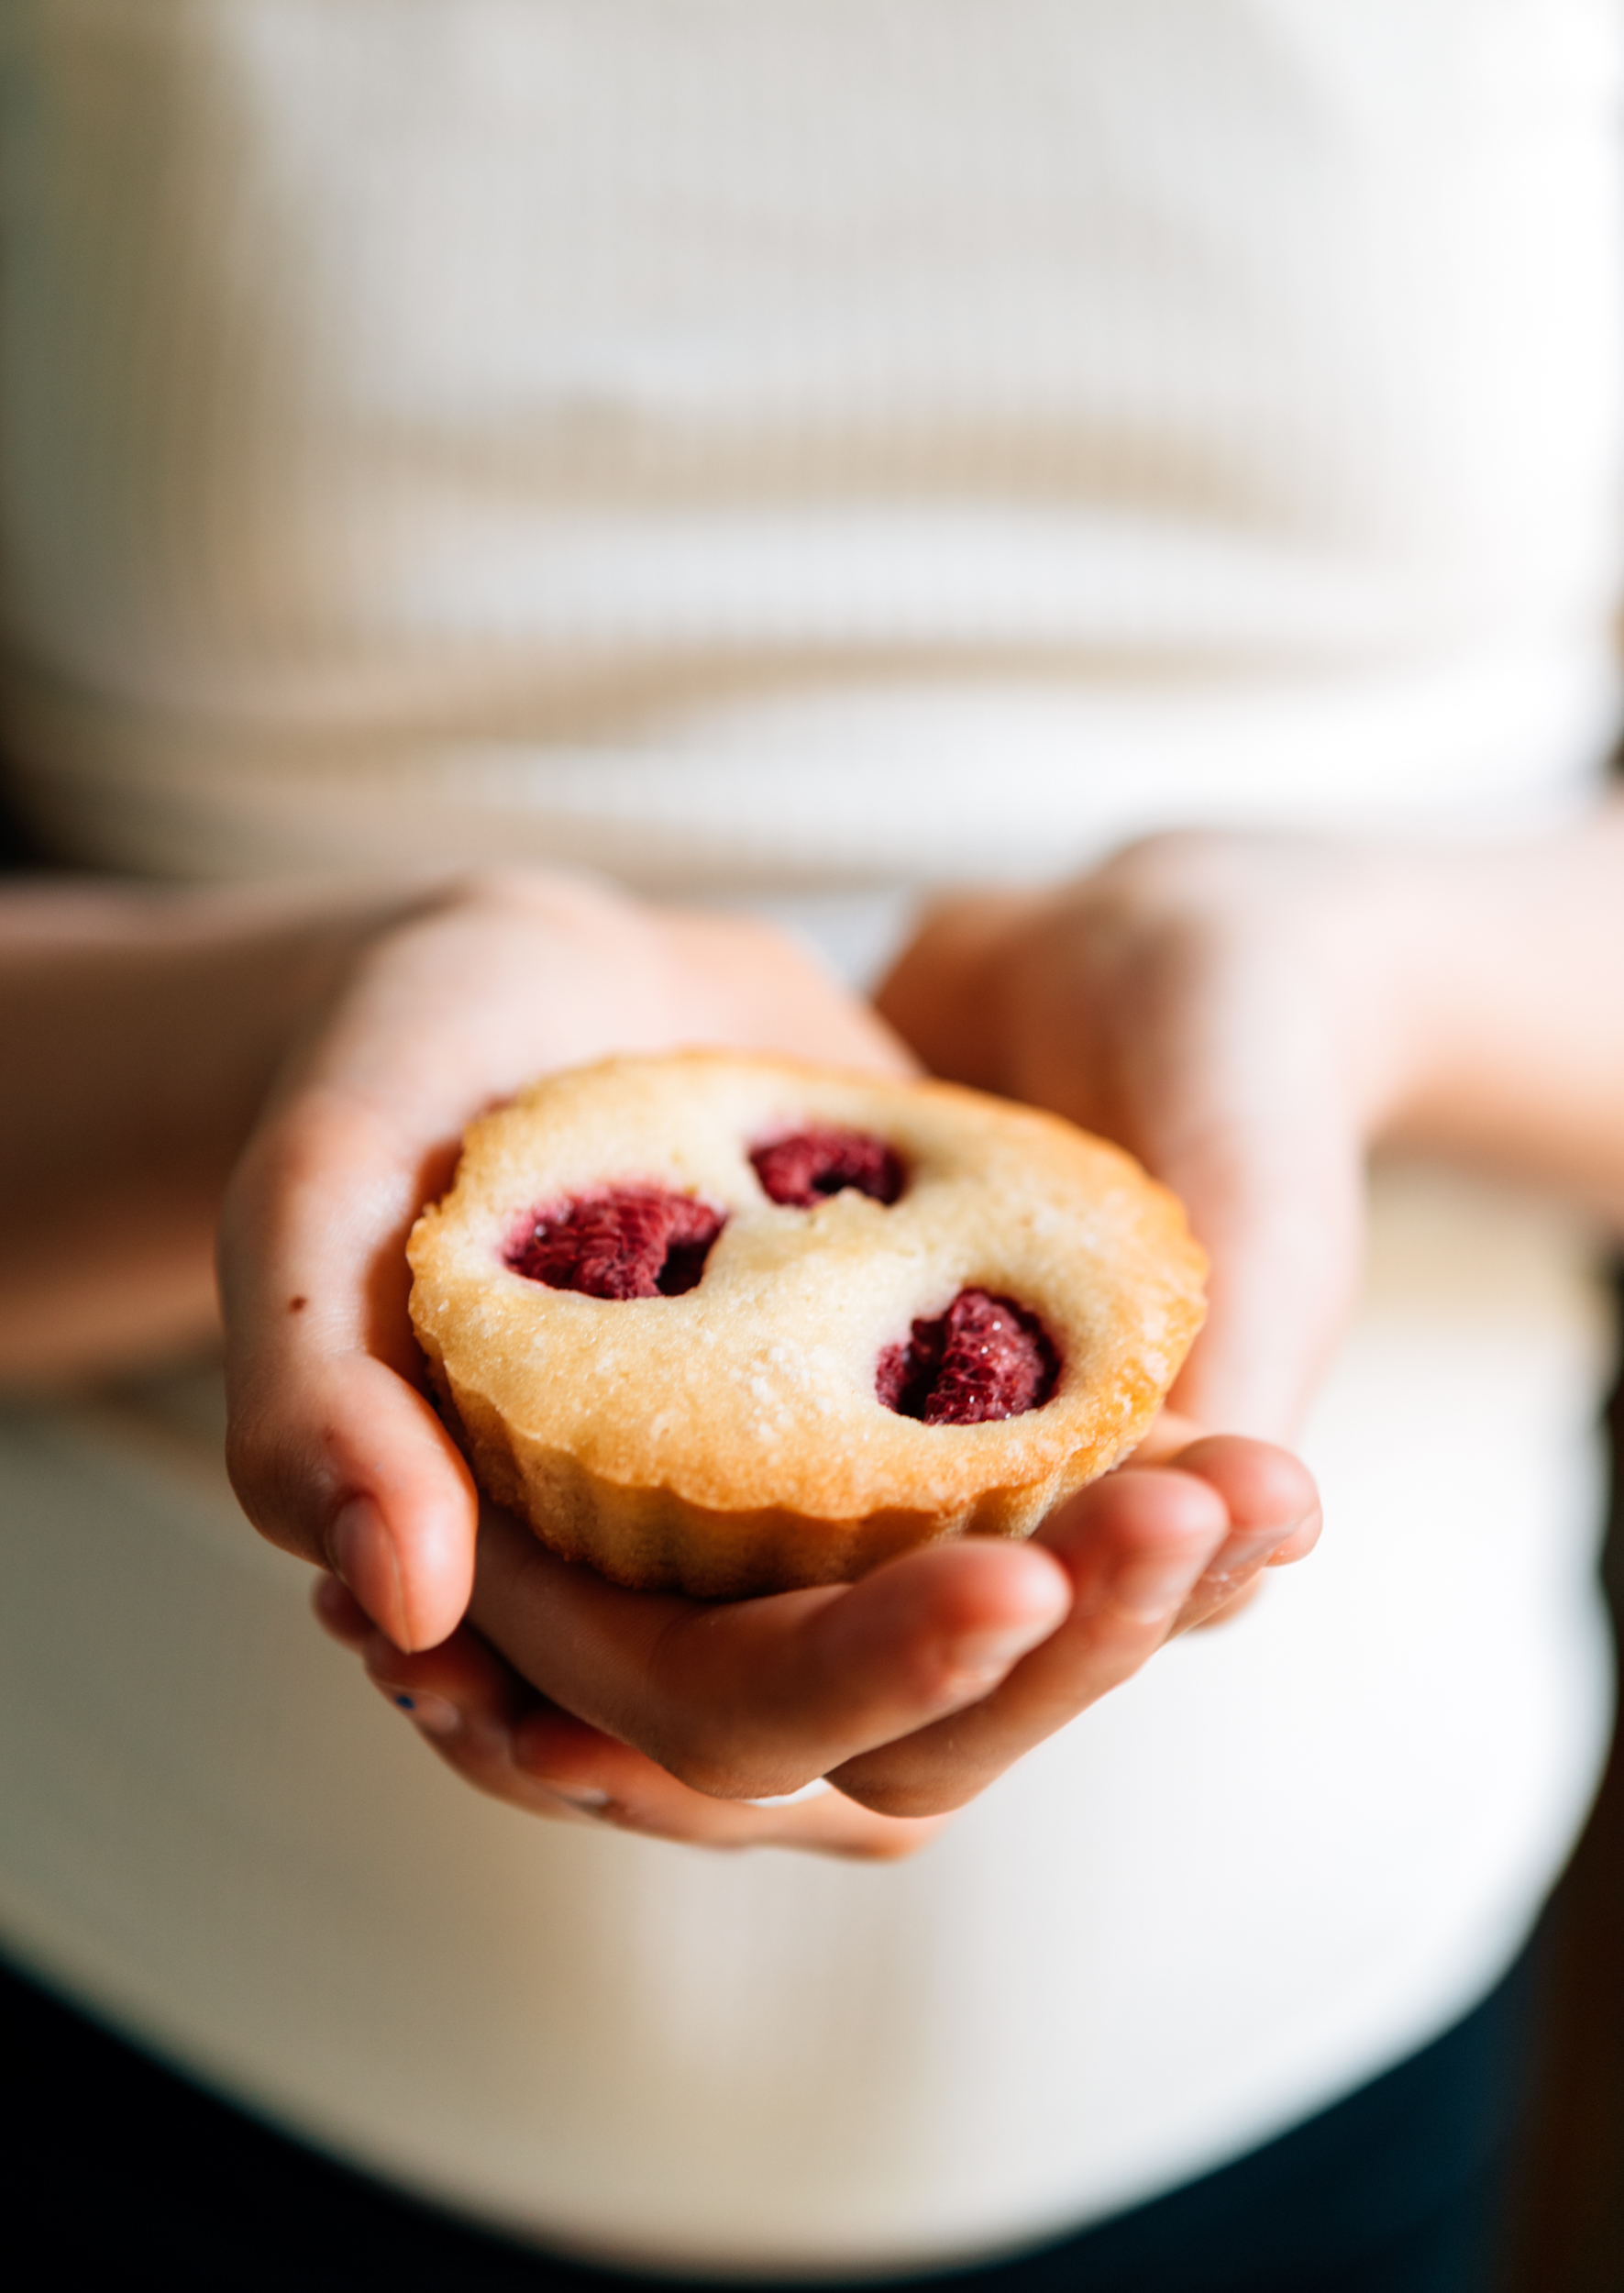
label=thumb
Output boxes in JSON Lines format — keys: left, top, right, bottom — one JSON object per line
{"left": 220, "top": 1088, "right": 479, "bottom": 1650}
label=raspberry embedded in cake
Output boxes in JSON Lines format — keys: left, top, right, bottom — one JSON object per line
{"left": 878, "top": 1290, "right": 1059, "bottom": 1425}
{"left": 508, "top": 1188, "right": 725, "bottom": 1300}
{"left": 751, "top": 1126, "right": 903, "bottom": 1209}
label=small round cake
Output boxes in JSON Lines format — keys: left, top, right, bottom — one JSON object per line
{"left": 407, "top": 1052, "right": 1207, "bottom": 1599}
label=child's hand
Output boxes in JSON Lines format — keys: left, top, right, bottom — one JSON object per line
{"left": 220, "top": 866, "right": 913, "bottom": 1651}
{"left": 878, "top": 830, "right": 1402, "bottom": 1446}
{"left": 315, "top": 1415, "right": 1315, "bottom": 1858}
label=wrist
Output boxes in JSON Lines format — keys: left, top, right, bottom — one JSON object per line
{"left": 1356, "top": 799, "right": 1624, "bottom": 1213}
{"left": 1298, "top": 842, "right": 1456, "bottom": 1151}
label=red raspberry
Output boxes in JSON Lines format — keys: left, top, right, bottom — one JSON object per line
{"left": 509, "top": 1189, "right": 724, "bottom": 1299}
{"left": 877, "top": 1290, "right": 1058, "bottom": 1424}
{"left": 751, "top": 1127, "right": 903, "bottom": 1209}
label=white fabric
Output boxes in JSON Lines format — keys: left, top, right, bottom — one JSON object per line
{"left": 0, "top": 0, "right": 1619, "bottom": 2272}
{"left": 2, "top": 0, "right": 1622, "bottom": 887}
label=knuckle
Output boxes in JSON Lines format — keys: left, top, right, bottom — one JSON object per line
{"left": 1110, "top": 825, "right": 1252, "bottom": 900}
{"left": 441, "top": 862, "right": 531, "bottom": 907}
{"left": 223, "top": 1398, "right": 326, "bottom": 1560}
{"left": 435, "top": 863, "right": 569, "bottom": 918}
{"left": 222, "top": 1407, "right": 274, "bottom": 1525}
{"left": 435, "top": 863, "right": 633, "bottom": 934}
{"left": 656, "top": 1739, "right": 755, "bottom": 1800}
{"left": 831, "top": 1772, "right": 962, "bottom": 1823}
{"left": 1094, "top": 836, "right": 1272, "bottom": 959}
{"left": 641, "top": 1705, "right": 784, "bottom": 1801}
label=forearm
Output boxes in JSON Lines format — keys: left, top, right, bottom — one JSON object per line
{"left": 889, "top": 796, "right": 1624, "bottom": 1221}
{"left": 1369, "top": 793, "right": 1624, "bottom": 1221}
{"left": 0, "top": 879, "right": 406, "bottom": 1384}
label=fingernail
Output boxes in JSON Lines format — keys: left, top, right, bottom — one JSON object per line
{"left": 1202, "top": 1530, "right": 1287, "bottom": 1583}
{"left": 1110, "top": 1547, "right": 1210, "bottom": 1623}
{"left": 534, "top": 1780, "right": 612, "bottom": 1811}
{"left": 391, "top": 1689, "right": 460, "bottom": 1737}
{"left": 331, "top": 1495, "right": 396, "bottom": 1607}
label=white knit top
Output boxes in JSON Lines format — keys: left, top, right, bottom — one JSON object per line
{"left": 0, "top": 0, "right": 1618, "bottom": 2271}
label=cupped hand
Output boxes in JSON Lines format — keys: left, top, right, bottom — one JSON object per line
{"left": 315, "top": 1414, "right": 1316, "bottom": 1856}
{"left": 221, "top": 867, "right": 912, "bottom": 1654}
{"left": 877, "top": 831, "right": 1408, "bottom": 1443}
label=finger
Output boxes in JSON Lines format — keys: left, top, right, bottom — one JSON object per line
{"left": 1162, "top": 1434, "right": 1321, "bottom": 1631}
{"left": 359, "top": 1613, "right": 944, "bottom": 1857}
{"left": 1188, "top": 1574, "right": 1265, "bottom": 1630}
{"left": 872, "top": 890, "right": 1044, "bottom": 1091}
{"left": 468, "top": 1506, "right": 1073, "bottom": 1800}
{"left": 660, "top": 912, "right": 921, "bottom": 1079}
{"left": 1112, "top": 1421, "right": 1321, "bottom": 1626}
{"left": 834, "top": 1433, "right": 1316, "bottom": 1813}
{"left": 829, "top": 1464, "right": 1232, "bottom": 1816}
{"left": 222, "top": 1088, "right": 481, "bottom": 1651}
{"left": 509, "top": 1709, "right": 947, "bottom": 1857}
{"left": 359, "top": 1620, "right": 620, "bottom": 1823}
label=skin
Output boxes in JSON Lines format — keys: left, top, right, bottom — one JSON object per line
{"left": 7, "top": 800, "right": 1624, "bottom": 1855}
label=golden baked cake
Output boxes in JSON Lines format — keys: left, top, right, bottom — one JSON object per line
{"left": 407, "top": 1052, "right": 1207, "bottom": 1599}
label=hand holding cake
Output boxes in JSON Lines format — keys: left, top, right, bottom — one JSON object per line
{"left": 220, "top": 866, "right": 1317, "bottom": 1857}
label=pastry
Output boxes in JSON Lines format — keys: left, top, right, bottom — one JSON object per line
{"left": 407, "top": 1051, "right": 1206, "bottom": 1599}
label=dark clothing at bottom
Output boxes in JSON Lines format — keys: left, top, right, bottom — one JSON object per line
{"left": 2, "top": 1947, "right": 1530, "bottom": 2292}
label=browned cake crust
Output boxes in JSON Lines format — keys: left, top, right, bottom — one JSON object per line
{"left": 407, "top": 1052, "right": 1207, "bottom": 1599}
